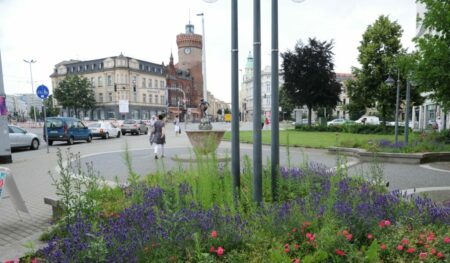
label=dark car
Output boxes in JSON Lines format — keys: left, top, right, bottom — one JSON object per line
{"left": 120, "top": 119, "right": 148, "bottom": 135}
{"left": 44, "top": 117, "right": 92, "bottom": 145}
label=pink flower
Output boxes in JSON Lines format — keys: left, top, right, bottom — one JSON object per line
{"left": 346, "top": 234, "right": 352, "bottom": 241}
{"left": 407, "top": 247, "right": 415, "bottom": 254}
{"left": 342, "top": 230, "right": 349, "bottom": 235}
{"left": 437, "top": 252, "right": 444, "bottom": 259}
{"left": 210, "top": 246, "right": 215, "bottom": 253}
{"left": 397, "top": 245, "right": 404, "bottom": 251}
{"left": 367, "top": 234, "right": 373, "bottom": 239}
{"left": 292, "top": 259, "right": 300, "bottom": 263}
{"left": 335, "top": 249, "right": 345, "bottom": 256}
{"left": 444, "top": 236, "right": 450, "bottom": 244}
{"left": 216, "top": 246, "right": 224, "bottom": 257}
{"left": 380, "top": 244, "right": 387, "bottom": 250}
{"left": 306, "top": 232, "right": 315, "bottom": 241}
{"left": 401, "top": 239, "right": 409, "bottom": 245}
{"left": 210, "top": 230, "right": 217, "bottom": 238}
{"left": 294, "top": 244, "right": 299, "bottom": 250}
{"left": 378, "top": 220, "right": 391, "bottom": 228}
{"left": 430, "top": 248, "right": 436, "bottom": 255}
{"left": 292, "top": 227, "right": 297, "bottom": 233}
{"left": 419, "top": 252, "right": 427, "bottom": 259}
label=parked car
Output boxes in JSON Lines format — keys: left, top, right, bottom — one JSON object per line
{"left": 8, "top": 125, "right": 40, "bottom": 150}
{"left": 44, "top": 117, "right": 92, "bottom": 145}
{"left": 120, "top": 119, "right": 148, "bottom": 135}
{"left": 88, "top": 121, "right": 121, "bottom": 139}
{"left": 327, "top": 119, "right": 346, "bottom": 126}
{"left": 355, "top": 116, "right": 380, "bottom": 125}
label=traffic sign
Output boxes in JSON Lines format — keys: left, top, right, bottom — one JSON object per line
{"left": 36, "top": 84, "right": 49, "bottom": 99}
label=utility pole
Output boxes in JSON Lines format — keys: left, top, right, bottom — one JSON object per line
{"left": 0, "top": 50, "right": 12, "bottom": 164}
{"left": 23, "top": 59, "right": 37, "bottom": 123}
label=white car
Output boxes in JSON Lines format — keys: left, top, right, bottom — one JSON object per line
{"left": 87, "top": 121, "right": 121, "bottom": 139}
{"left": 327, "top": 119, "right": 346, "bottom": 126}
{"left": 355, "top": 116, "right": 380, "bottom": 125}
{"left": 8, "top": 125, "right": 40, "bottom": 150}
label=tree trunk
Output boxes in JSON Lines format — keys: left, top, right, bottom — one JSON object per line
{"left": 307, "top": 106, "right": 312, "bottom": 126}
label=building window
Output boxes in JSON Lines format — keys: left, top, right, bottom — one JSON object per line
{"left": 149, "top": 94, "right": 153, "bottom": 103}
{"left": 149, "top": 79, "right": 152, "bottom": 88}
{"left": 155, "top": 95, "right": 159, "bottom": 104}
{"left": 160, "top": 81, "right": 164, "bottom": 88}
{"left": 98, "top": 76, "right": 103, "bottom": 86}
{"left": 85, "top": 65, "right": 88, "bottom": 71}
{"left": 142, "top": 78, "right": 146, "bottom": 88}
{"left": 108, "top": 92, "right": 113, "bottom": 102}
{"left": 155, "top": 80, "right": 158, "bottom": 88}
{"left": 92, "top": 64, "right": 95, "bottom": 70}
{"left": 143, "top": 94, "right": 146, "bottom": 103}
{"left": 133, "top": 92, "right": 137, "bottom": 102}
{"left": 91, "top": 77, "right": 95, "bottom": 86}
{"left": 99, "top": 93, "right": 103, "bottom": 102}
{"left": 107, "top": 75, "right": 112, "bottom": 86}
{"left": 160, "top": 95, "right": 165, "bottom": 105}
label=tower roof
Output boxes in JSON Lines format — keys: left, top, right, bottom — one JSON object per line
{"left": 245, "top": 52, "right": 254, "bottom": 69}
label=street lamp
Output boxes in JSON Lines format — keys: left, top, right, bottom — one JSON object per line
{"left": 385, "top": 71, "right": 400, "bottom": 145}
{"left": 23, "top": 59, "right": 37, "bottom": 123}
{"left": 197, "top": 13, "right": 208, "bottom": 101}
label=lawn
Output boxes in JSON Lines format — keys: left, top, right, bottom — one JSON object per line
{"left": 222, "top": 130, "right": 396, "bottom": 148}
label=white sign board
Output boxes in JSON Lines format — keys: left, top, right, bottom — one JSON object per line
{"left": 119, "top": 100, "right": 129, "bottom": 114}
{"left": 0, "top": 167, "right": 29, "bottom": 215}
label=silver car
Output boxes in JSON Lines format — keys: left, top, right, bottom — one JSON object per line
{"left": 88, "top": 121, "right": 121, "bottom": 139}
{"left": 120, "top": 119, "right": 148, "bottom": 135}
{"left": 8, "top": 125, "right": 40, "bottom": 150}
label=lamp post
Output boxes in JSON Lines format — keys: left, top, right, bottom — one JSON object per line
{"left": 23, "top": 59, "right": 37, "bottom": 123}
{"left": 197, "top": 13, "right": 208, "bottom": 101}
{"left": 385, "top": 70, "right": 400, "bottom": 145}
{"left": 204, "top": 0, "right": 240, "bottom": 201}
{"left": 404, "top": 79, "right": 411, "bottom": 144}
{"left": 204, "top": 0, "right": 304, "bottom": 203}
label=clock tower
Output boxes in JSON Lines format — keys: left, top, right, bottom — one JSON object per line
{"left": 176, "top": 22, "right": 203, "bottom": 106}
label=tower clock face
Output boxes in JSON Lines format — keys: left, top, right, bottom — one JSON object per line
{"left": 184, "top": 48, "right": 191, "bottom": 54}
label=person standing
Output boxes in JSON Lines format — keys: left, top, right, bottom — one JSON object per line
{"left": 151, "top": 114, "right": 166, "bottom": 159}
{"left": 174, "top": 115, "right": 180, "bottom": 136}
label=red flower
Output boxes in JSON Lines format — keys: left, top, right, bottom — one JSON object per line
{"left": 216, "top": 246, "right": 224, "bottom": 257}
{"left": 401, "top": 239, "right": 409, "bottom": 245}
{"left": 444, "top": 236, "right": 450, "bottom": 244}
{"left": 292, "top": 259, "right": 300, "bottom": 263}
{"left": 378, "top": 220, "right": 385, "bottom": 228}
{"left": 407, "top": 247, "right": 415, "bottom": 254}
{"left": 380, "top": 244, "right": 387, "bottom": 250}
{"left": 211, "top": 230, "right": 217, "bottom": 238}
{"left": 397, "top": 245, "right": 404, "bottom": 251}
{"left": 284, "top": 247, "right": 290, "bottom": 253}
{"left": 292, "top": 227, "right": 297, "bottom": 233}
{"left": 430, "top": 248, "right": 436, "bottom": 255}
{"left": 294, "top": 244, "right": 299, "bottom": 250}
{"left": 346, "top": 234, "right": 352, "bottom": 241}
{"left": 437, "top": 252, "right": 444, "bottom": 259}
{"left": 342, "top": 230, "right": 349, "bottom": 235}
{"left": 367, "top": 234, "right": 373, "bottom": 239}
{"left": 384, "top": 220, "right": 391, "bottom": 226}
{"left": 335, "top": 249, "right": 346, "bottom": 256}
{"left": 210, "top": 246, "right": 215, "bottom": 253}
{"left": 419, "top": 252, "right": 427, "bottom": 259}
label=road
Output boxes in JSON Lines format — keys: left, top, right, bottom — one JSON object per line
{"left": 1, "top": 121, "right": 449, "bottom": 261}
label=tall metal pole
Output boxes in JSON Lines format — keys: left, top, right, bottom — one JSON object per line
{"left": 253, "top": 0, "right": 262, "bottom": 203}
{"left": 0, "top": 50, "right": 12, "bottom": 164}
{"left": 270, "top": 0, "right": 280, "bottom": 201}
{"left": 231, "top": 0, "right": 240, "bottom": 198}
{"left": 394, "top": 69, "right": 400, "bottom": 144}
{"left": 198, "top": 13, "right": 208, "bottom": 101}
{"left": 404, "top": 80, "right": 411, "bottom": 144}
{"left": 24, "top": 59, "right": 37, "bottom": 124}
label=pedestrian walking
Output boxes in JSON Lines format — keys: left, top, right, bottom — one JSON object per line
{"left": 261, "top": 115, "right": 265, "bottom": 129}
{"left": 151, "top": 114, "right": 166, "bottom": 159}
{"left": 174, "top": 115, "right": 181, "bottom": 136}
{"left": 436, "top": 116, "right": 442, "bottom": 132}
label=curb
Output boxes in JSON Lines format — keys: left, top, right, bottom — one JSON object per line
{"left": 328, "top": 147, "right": 450, "bottom": 165}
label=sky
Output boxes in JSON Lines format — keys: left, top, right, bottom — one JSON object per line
{"left": 0, "top": 0, "right": 418, "bottom": 103}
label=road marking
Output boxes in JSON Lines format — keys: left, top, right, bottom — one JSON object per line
{"left": 420, "top": 163, "right": 450, "bottom": 173}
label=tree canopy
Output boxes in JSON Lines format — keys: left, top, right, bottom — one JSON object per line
{"left": 347, "top": 15, "right": 423, "bottom": 123}
{"left": 414, "top": 0, "right": 450, "bottom": 110}
{"left": 281, "top": 38, "right": 341, "bottom": 125}
{"left": 53, "top": 75, "right": 96, "bottom": 118}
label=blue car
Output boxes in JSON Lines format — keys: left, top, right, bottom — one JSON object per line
{"left": 44, "top": 117, "right": 92, "bottom": 145}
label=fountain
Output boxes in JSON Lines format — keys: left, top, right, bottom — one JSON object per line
{"left": 174, "top": 99, "right": 229, "bottom": 162}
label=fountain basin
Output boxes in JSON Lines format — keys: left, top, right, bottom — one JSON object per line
{"left": 185, "top": 130, "right": 225, "bottom": 155}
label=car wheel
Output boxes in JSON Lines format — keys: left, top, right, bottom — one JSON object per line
{"left": 48, "top": 140, "right": 53, "bottom": 146}
{"left": 30, "top": 138, "right": 39, "bottom": 150}
{"left": 122, "top": 132, "right": 125, "bottom": 135}
{"left": 104, "top": 132, "right": 109, "bottom": 139}
{"left": 87, "top": 135, "right": 92, "bottom": 143}
{"left": 117, "top": 132, "right": 121, "bottom": 138}
{"left": 68, "top": 137, "right": 74, "bottom": 145}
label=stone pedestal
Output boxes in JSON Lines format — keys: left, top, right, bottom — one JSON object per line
{"left": 185, "top": 130, "right": 225, "bottom": 155}
{"left": 198, "top": 118, "right": 213, "bottom": 130}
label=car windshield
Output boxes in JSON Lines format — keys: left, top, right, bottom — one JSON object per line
{"left": 124, "top": 120, "right": 136, "bottom": 124}
{"left": 88, "top": 123, "right": 101, "bottom": 128}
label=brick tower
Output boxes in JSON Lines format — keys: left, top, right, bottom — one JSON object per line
{"left": 176, "top": 23, "right": 203, "bottom": 107}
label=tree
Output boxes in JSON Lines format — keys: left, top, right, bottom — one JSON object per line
{"left": 414, "top": 0, "right": 450, "bottom": 110}
{"left": 279, "top": 85, "right": 296, "bottom": 119}
{"left": 281, "top": 38, "right": 341, "bottom": 125}
{"left": 53, "top": 75, "right": 96, "bottom": 118}
{"left": 43, "top": 95, "right": 60, "bottom": 117}
{"left": 348, "top": 15, "right": 423, "bottom": 125}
